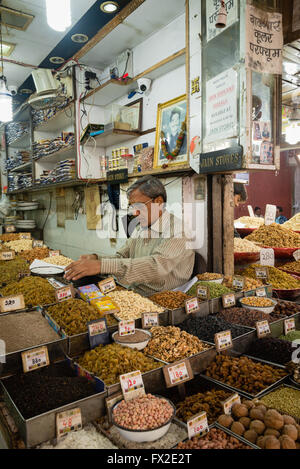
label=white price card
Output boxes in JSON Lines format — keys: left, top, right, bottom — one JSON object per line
{"left": 22, "top": 346, "right": 50, "bottom": 373}
{"left": 214, "top": 330, "right": 233, "bottom": 352}
{"left": 118, "top": 320, "right": 135, "bottom": 337}
{"left": 49, "top": 250, "right": 60, "bottom": 257}
{"left": 284, "top": 318, "right": 296, "bottom": 335}
{"left": 185, "top": 297, "right": 200, "bottom": 314}
{"left": 264, "top": 204, "right": 277, "bottom": 226}
{"left": 222, "top": 294, "right": 236, "bottom": 309}
{"left": 197, "top": 285, "right": 209, "bottom": 300}
{"left": 56, "top": 408, "right": 82, "bottom": 439}
{"left": 256, "top": 320, "right": 271, "bottom": 338}
{"left": 142, "top": 312, "right": 159, "bottom": 329}
{"left": 98, "top": 277, "right": 116, "bottom": 294}
{"left": 5, "top": 225, "right": 16, "bottom": 233}
{"left": 293, "top": 250, "right": 300, "bottom": 262}
{"left": 260, "top": 248, "right": 275, "bottom": 267}
{"left": 19, "top": 233, "right": 31, "bottom": 239}
{"left": 55, "top": 286, "right": 74, "bottom": 302}
{"left": 47, "top": 277, "right": 66, "bottom": 289}
{"left": 163, "top": 360, "right": 194, "bottom": 388}
{"left": 248, "top": 205, "right": 255, "bottom": 217}
{"left": 0, "top": 251, "right": 15, "bottom": 261}
{"left": 255, "top": 266, "right": 269, "bottom": 280}
{"left": 32, "top": 240, "right": 44, "bottom": 248}
{"left": 88, "top": 318, "right": 107, "bottom": 336}
{"left": 187, "top": 412, "right": 209, "bottom": 440}
{"left": 120, "top": 371, "right": 145, "bottom": 401}
{"left": 256, "top": 287, "right": 267, "bottom": 297}
{"left": 0, "top": 294, "right": 25, "bottom": 312}
{"left": 232, "top": 276, "right": 244, "bottom": 291}
{"left": 223, "top": 393, "right": 241, "bottom": 415}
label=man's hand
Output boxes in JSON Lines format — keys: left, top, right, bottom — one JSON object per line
{"left": 79, "top": 254, "right": 98, "bottom": 260}
{"left": 64, "top": 259, "right": 101, "bottom": 281}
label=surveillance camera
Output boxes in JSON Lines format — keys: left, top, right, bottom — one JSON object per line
{"left": 8, "top": 85, "right": 18, "bottom": 96}
{"left": 137, "top": 78, "right": 152, "bottom": 93}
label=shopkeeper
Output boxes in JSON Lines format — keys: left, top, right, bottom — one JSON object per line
{"left": 65, "top": 176, "right": 195, "bottom": 296}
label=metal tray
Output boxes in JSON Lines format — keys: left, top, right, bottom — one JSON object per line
{"left": 0, "top": 359, "right": 107, "bottom": 448}
{"left": 0, "top": 309, "right": 68, "bottom": 378}
{"left": 269, "top": 312, "right": 300, "bottom": 337}
{"left": 258, "top": 383, "right": 300, "bottom": 424}
{"left": 200, "top": 351, "right": 289, "bottom": 399}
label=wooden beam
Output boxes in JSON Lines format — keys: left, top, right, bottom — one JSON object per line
{"left": 73, "top": 0, "right": 146, "bottom": 61}
{"left": 212, "top": 175, "right": 223, "bottom": 273}
{"left": 133, "top": 49, "right": 186, "bottom": 80}
{"left": 222, "top": 175, "right": 234, "bottom": 276}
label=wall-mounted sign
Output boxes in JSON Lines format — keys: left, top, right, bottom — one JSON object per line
{"left": 200, "top": 146, "right": 244, "bottom": 174}
{"left": 106, "top": 169, "right": 128, "bottom": 185}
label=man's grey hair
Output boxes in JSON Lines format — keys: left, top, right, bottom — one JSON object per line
{"left": 127, "top": 176, "right": 167, "bottom": 202}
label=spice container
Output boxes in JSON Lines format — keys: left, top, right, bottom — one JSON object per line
{"left": 240, "top": 297, "right": 277, "bottom": 314}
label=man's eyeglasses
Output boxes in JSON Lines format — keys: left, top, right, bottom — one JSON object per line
{"left": 128, "top": 198, "right": 154, "bottom": 213}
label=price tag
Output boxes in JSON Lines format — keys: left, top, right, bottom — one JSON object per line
{"left": 222, "top": 393, "right": 241, "bottom": 415}
{"left": 49, "top": 250, "right": 60, "bottom": 257}
{"left": 232, "top": 276, "right": 245, "bottom": 291}
{"left": 20, "top": 233, "right": 31, "bottom": 239}
{"left": 214, "top": 330, "right": 233, "bottom": 352}
{"left": 197, "top": 285, "right": 209, "bottom": 301}
{"left": 256, "top": 287, "right": 267, "bottom": 297}
{"left": 21, "top": 346, "right": 50, "bottom": 373}
{"left": 187, "top": 412, "right": 209, "bottom": 440}
{"left": 293, "top": 250, "right": 300, "bottom": 262}
{"left": 260, "top": 248, "right": 275, "bottom": 267}
{"left": 5, "top": 225, "right": 15, "bottom": 233}
{"left": 33, "top": 240, "right": 44, "bottom": 248}
{"left": 248, "top": 205, "right": 255, "bottom": 217}
{"left": 142, "top": 312, "right": 159, "bottom": 329}
{"left": 47, "top": 277, "right": 66, "bottom": 289}
{"left": 55, "top": 286, "right": 74, "bottom": 302}
{"left": 256, "top": 320, "right": 271, "bottom": 338}
{"left": 87, "top": 318, "right": 109, "bottom": 348}
{"left": 255, "top": 266, "right": 269, "bottom": 280}
{"left": 163, "top": 359, "right": 194, "bottom": 388}
{"left": 98, "top": 277, "right": 116, "bottom": 294}
{"left": 118, "top": 320, "right": 135, "bottom": 337}
{"left": 0, "top": 251, "right": 15, "bottom": 261}
{"left": 222, "top": 294, "right": 236, "bottom": 309}
{"left": 120, "top": 370, "right": 145, "bottom": 401}
{"left": 264, "top": 204, "right": 277, "bottom": 225}
{"left": 56, "top": 408, "right": 82, "bottom": 439}
{"left": 0, "top": 294, "right": 25, "bottom": 312}
{"left": 185, "top": 297, "right": 200, "bottom": 315}
{"left": 284, "top": 318, "right": 296, "bottom": 335}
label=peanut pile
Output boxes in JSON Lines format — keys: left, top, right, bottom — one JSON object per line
{"left": 4, "top": 239, "right": 33, "bottom": 252}
{"left": 234, "top": 238, "right": 261, "bottom": 253}
{"left": 43, "top": 255, "right": 73, "bottom": 267}
{"left": 107, "top": 290, "right": 164, "bottom": 320}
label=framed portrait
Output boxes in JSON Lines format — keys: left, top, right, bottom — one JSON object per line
{"left": 154, "top": 94, "right": 188, "bottom": 169}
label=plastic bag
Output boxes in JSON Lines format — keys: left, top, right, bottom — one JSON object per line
{"left": 0, "top": 194, "right": 12, "bottom": 217}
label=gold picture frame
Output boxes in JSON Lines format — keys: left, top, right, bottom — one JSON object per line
{"left": 154, "top": 94, "right": 188, "bottom": 169}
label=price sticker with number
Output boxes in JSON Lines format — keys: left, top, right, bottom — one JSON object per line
{"left": 163, "top": 360, "right": 194, "bottom": 388}
{"left": 197, "top": 285, "right": 209, "bottom": 301}
{"left": 187, "top": 412, "right": 209, "bottom": 440}
{"left": 185, "top": 297, "right": 200, "bottom": 315}
{"left": 0, "top": 251, "right": 15, "bottom": 261}
{"left": 98, "top": 277, "right": 116, "bottom": 294}
{"left": 55, "top": 286, "right": 74, "bottom": 302}
{"left": 120, "top": 371, "right": 145, "bottom": 401}
{"left": 0, "top": 294, "right": 25, "bottom": 313}
{"left": 20, "top": 233, "right": 31, "bottom": 239}
{"left": 222, "top": 393, "right": 241, "bottom": 415}
{"left": 142, "top": 313, "right": 159, "bottom": 329}
{"left": 293, "top": 250, "right": 300, "bottom": 262}
{"left": 284, "top": 318, "right": 296, "bottom": 335}
{"left": 5, "top": 225, "right": 16, "bottom": 233}
{"left": 47, "top": 277, "right": 66, "bottom": 289}
{"left": 255, "top": 266, "right": 269, "bottom": 281}
{"left": 87, "top": 318, "right": 109, "bottom": 348}
{"left": 260, "top": 248, "right": 275, "bottom": 267}
{"left": 49, "top": 250, "right": 60, "bottom": 257}
{"left": 56, "top": 408, "right": 82, "bottom": 439}
{"left": 264, "top": 204, "right": 277, "bottom": 225}
{"left": 256, "top": 320, "right": 271, "bottom": 338}
{"left": 214, "top": 330, "right": 233, "bottom": 352}
{"left": 22, "top": 346, "right": 50, "bottom": 373}
{"left": 118, "top": 320, "right": 135, "bottom": 337}
{"left": 222, "top": 294, "right": 236, "bottom": 309}
{"left": 33, "top": 240, "right": 44, "bottom": 248}
{"left": 256, "top": 287, "right": 267, "bottom": 297}
{"left": 232, "top": 276, "right": 245, "bottom": 291}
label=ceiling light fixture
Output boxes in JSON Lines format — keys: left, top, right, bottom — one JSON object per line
{"left": 100, "top": 2, "right": 119, "bottom": 13}
{"left": 71, "top": 33, "right": 89, "bottom": 44}
{"left": 49, "top": 56, "right": 65, "bottom": 64}
{"left": 1, "top": 41, "right": 16, "bottom": 57}
{"left": 0, "top": 15, "right": 12, "bottom": 122}
{"left": 46, "top": 0, "right": 71, "bottom": 32}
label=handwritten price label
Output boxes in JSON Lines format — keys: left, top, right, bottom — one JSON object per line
{"left": 0, "top": 251, "right": 15, "bottom": 261}
{"left": 255, "top": 266, "right": 269, "bottom": 280}
{"left": 49, "top": 250, "right": 60, "bottom": 257}
{"left": 5, "top": 225, "right": 16, "bottom": 233}
{"left": 118, "top": 320, "right": 135, "bottom": 337}
{"left": 98, "top": 277, "right": 116, "bottom": 294}
{"left": 222, "top": 294, "right": 236, "bottom": 309}
{"left": 22, "top": 346, "right": 50, "bottom": 373}
{"left": 165, "top": 360, "right": 193, "bottom": 387}
{"left": 120, "top": 371, "right": 145, "bottom": 401}
{"left": 33, "top": 240, "right": 44, "bottom": 248}
{"left": 232, "top": 276, "right": 244, "bottom": 291}
{"left": 0, "top": 294, "right": 25, "bottom": 312}
{"left": 19, "top": 233, "right": 31, "bottom": 239}
{"left": 293, "top": 250, "right": 300, "bottom": 262}
{"left": 197, "top": 286, "right": 209, "bottom": 300}
{"left": 187, "top": 412, "right": 209, "bottom": 440}
{"left": 260, "top": 248, "right": 275, "bottom": 267}
{"left": 185, "top": 297, "right": 200, "bottom": 315}
{"left": 256, "top": 320, "right": 271, "bottom": 338}
{"left": 214, "top": 330, "right": 233, "bottom": 352}
{"left": 223, "top": 393, "right": 241, "bottom": 415}
{"left": 256, "top": 287, "right": 267, "bottom": 297}
{"left": 56, "top": 408, "right": 82, "bottom": 439}
{"left": 47, "top": 277, "right": 66, "bottom": 289}
{"left": 142, "top": 313, "right": 159, "bottom": 329}
{"left": 55, "top": 286, "right": 74, "bottom": 302}
{"left": 284, "top": 318, "right": 296, "bottom": 335}
{"left": 264, "top": 204, "right": 277, "bottom": 226}
{"left": 88, "top": 319, "right": 107, "bottom": 337}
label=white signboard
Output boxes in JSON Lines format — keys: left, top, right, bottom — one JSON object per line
{"left": 205, "top": 68, "right": 237, "bottom": 144}
{"left": 246, "top": 4, "right": 283, "bottom": 75}
{"left": 206, "top": 0, "right": 238, "bottom": 43}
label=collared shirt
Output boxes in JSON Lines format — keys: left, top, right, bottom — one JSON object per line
{"left": 100, "top": 211, "right": 195, "bottom": 297}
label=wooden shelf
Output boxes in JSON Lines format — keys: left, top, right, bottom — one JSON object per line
{"left": 33, "top": 101, "right": 75, "bottom": 133}
{"left": 86, "top": 128, "right": 141, "bottom": 147}
{"left": 9, "top": 162, "right": 32, "bottom": 173}
{"left": 82, "top": 79, "right": 136, "bottom": 107}
{"left": 33, "top": 145, "right": 76, "bottom": 164}
{"left": 134, "top": 48, "right": 186, "bottom": 82}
